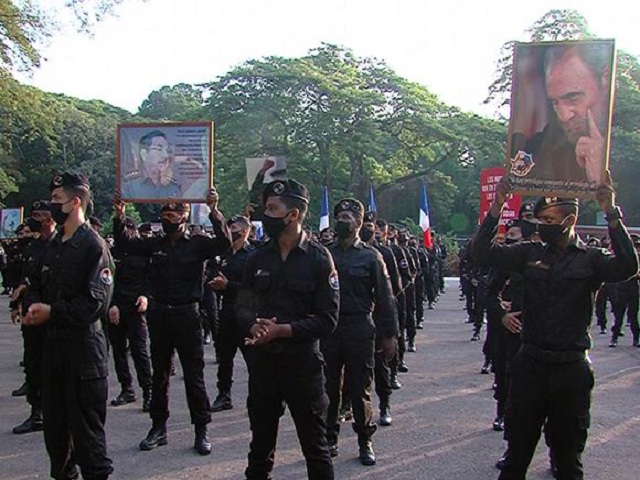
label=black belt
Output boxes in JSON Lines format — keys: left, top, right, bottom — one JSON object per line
{"left": 338, "top": 313, "right": 372, "bottom": 326}
{"left": 520, "top": 343, "right": 587, "bottom": 364}
{"left": 46, "top": 320, "right": 102, "bottom": 340}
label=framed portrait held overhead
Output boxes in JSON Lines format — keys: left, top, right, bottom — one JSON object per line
{"left": 506, "top": 39, "right": 616, "bottom": 198}
{"left": 117, "top": 122, "right": 214, "bottom": 203}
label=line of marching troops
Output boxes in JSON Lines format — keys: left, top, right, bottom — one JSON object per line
{"left": 5, "top": 173, "right": 447, "bottom": 480}
{"left": 458, "top": 188, "right": 640, "bottom": 480}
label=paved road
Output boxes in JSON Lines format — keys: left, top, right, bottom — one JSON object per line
{"left": 1, "top": 278, "right": 639, "bottom": 479}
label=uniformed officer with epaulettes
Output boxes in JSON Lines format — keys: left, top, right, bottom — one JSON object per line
{"left": 474, "top": 173, "right": 638, "bottom": 480}
{"left": 323, "top": 199, "right": 397, "bottom": 466}
{"left": 113, "top": 189, "right": 231, "bottom": 456}
{"left": 236, "top": 179, "right": 339, "bottom": 480}
{"left": 23, "top": 173, "right": 114, "bottom": 480}
{"left": 107, "top": 216, "right": 153, "bottom": 411}
{"left": 9, "top": 201, "right": 58, "bottom": 435}
{"left": 360, "top": 211, "right": 401, "bottom": 426}
{"left": 209, "top": 214, "right": 255, "bottom": 412}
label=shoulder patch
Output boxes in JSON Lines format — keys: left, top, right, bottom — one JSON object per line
{"left": 100, "top": 268, "right": 113, "bottom": 285}
{"left": 329, "top": 270, "right": 340, "bottom": 291}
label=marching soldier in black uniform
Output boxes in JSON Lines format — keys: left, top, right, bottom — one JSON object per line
{"left": 113, "top": 189, "right": 231, "bottom": 456}
{"left": 23, "top": 173, "right": 114, "bottom": 480}
{"left": 10, "top": 201, "right": 57, "bottom": 435}
{"left": 236, "top": 179, "right": 339, "bottom": 480}
{"left": 474, "top": 173, "right": 638, "bottom": 480}
{"left": 107, "top": 217, "right": 153, "bottom": 411}
{"left": 209, "top": 215, "right": 254, "bottom": 412}
{"left": 396, "top": 228, "right": 419, "bottom": 352}
{"left": 324, "top": 199, "right": 397, "bottom": 466}
{"left": 361, "top": 211, "right": 401, "bottom": 426}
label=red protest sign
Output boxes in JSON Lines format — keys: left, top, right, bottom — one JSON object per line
{"left": 479, "top": 167, "right": 522, "bottom": 226}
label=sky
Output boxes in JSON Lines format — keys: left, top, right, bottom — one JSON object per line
{"left": 20, "top": 0, "right": 640, "bottom": 118}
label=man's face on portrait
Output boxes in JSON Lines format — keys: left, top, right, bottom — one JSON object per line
{"left": 545, "top": 51, "right": 608, "bottom": 145}
{"left": 140, "top": 135, "right": 171, "bottom": 185}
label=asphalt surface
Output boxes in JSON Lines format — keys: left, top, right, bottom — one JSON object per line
{"left": 1, "top": 278, "right": 639, "bottom": 479}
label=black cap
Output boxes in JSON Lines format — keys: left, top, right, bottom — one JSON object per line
{"left": 533, "top": 197, "right": 579, "bottom": 217}
{"left": 160, "top": 202, "right": 190, "bottom": 214}
{"left": 518, "top": 202, "right": 535, "bottom": 221}
{"left": 505, "top": 219, "right": 520, "bottom": 230}
{"left": 30, "top": 200, "right": 51, "bottom": 214}
{"left": 89, "top": 216, "right": 103, "bottom": 228}
{"left": 263, "top": 179, "right": 309, "bottom": 205}
{"left": 138, "top": 222, "right": 152, "bottom": 234}
{"left": 363, "top": 211, "right": 377, "bottom": 223}
{"left": 50, "top": 173, "right": 89, "bottom": 192}
{"left": 123, "top": 217, "right": 137, "bottom": 229}
{"left": 334, "top": 198, "right": 364, "bottom": 219}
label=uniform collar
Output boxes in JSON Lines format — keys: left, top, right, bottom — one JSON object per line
{"left": 267, "top": 230, "right": 310, "bottom": 254}
{"left": 60, "top": 221, "right": 91, "bottom": 248}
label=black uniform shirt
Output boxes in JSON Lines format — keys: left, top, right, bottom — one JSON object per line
{"left": 21, "top": 231, "right": 58, "bottom": 312}
{"left": 236, "top": 231, "right": 339, "bottom": 344}
{"left": 218, "top": 242, "right": 254, "bottom": 311}
{"left": 330, "top": 239, "right": 398, "bottom": 338}
{"left": 47, "top": 222, "right": 114, "bottom": 329}
{"left": 113, "top": 214, "right": 231, "bottom": 306}
{"left": 111, "top": 245, "right": 151, "bottom": 308}
{"left": 475, "top": 214, "right": 639, "bottom": 351}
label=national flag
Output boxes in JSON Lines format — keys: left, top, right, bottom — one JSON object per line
{"left": 319, "top": 185, "right": 330, "bottom": 231}
{"left": 419, "top": 180, "right": 434, "bottom": 248}
{"left": 368, "top": 185, "right": 377, "bottom": 213}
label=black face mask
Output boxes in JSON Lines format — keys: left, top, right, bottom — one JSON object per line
{"left": 520, "top": 221, "right": 537, "bottom": 239}
{"left": 161, "top": 219, "right": 182, "bottom": 235}
{"left": 231, "top": 231, "right": 242, "bottom": 243}
{"left": 505, "top": 237, "right": 520, "bottom": 245}
{"left": 26, "top": 218, "right": 42, "bottom": 232}
{"left": 538, "top": 223, "right": 567, "bottom": 244}
{"left": 50, "top": 199, "right": 73, "bottom": 226}
{"left": 320, "top": 237, "right": 333, "bottom": 246}
{"left": 334, "top": 220, "right": 352, "bottom": 240}
{"left": 263, "top": 211, "right": 291, "bottom": 239}
{"left": 360, "top": 228, "right": 374, "bottom": 243}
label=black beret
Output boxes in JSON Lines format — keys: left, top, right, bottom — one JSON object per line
{"left": 227, "top": 215, "right": 251, "bottom": 227}
{"left": 363, "top": 211, "right": 377, "bottom": 223}
{"left": 263, "top": 179, "right": 309, "bottom": 205}
{"left": 123, "top": 217, "right": 137, "bottom": 229}
{"left": 138, "top": 222, "right": 152, "bottom": 233}
{"left": 586, "top": 237, "right": 601, "bottom": 247}
{"left": 518, "top": 202, "right": 535, "bottom": 221}
{"left": 160, "top": 202, "right": 190, "bottom": 213}
{"left": 50, "top": 173, "right": 89, "bottom": 192}
{"left": 533, "top": 197, "right": 579, "bottom": 217}
{"left": 505, "top": 219, "right": 520, "bottom": 230}
{"left": 334, "top": 198, "right": 364, "bottom": 218}
{"left": 30, "top": 200, "right": 51, "bottom": 214}
{"left": 89, "top": 216, "right": 103, "bottom": 228}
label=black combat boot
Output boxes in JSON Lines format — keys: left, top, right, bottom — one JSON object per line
{"left": 358, "top": 435, "right": 376, "bottom": 466}
{"left": 481, "top": 356, "right": 492, "bottom": 374}
{"left": 210, "top": 390, "right": 233, "bottom": 412}
{"left": 194, "top": 424, "right": 212, "bottom": 455}
{"left": 139, "top": 421, "right": 168, "bottom": 450}
{"left": 111, "top": 388, "right": 136, "bottom": 406}
{"left": 379, "top": 397, "right": 392, "bottom": 426}
{"left": 12, "top": 408, "right": 43, "bottom": 434}
{"left": 12, "top": 381, "right": 28, "bottom": 397}
{"left": 407, "top": 338, "right": 417, "bottom": 352}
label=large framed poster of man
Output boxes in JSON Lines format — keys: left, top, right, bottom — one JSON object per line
{"left": 506, "top": 39, "right": 616, "bottom": 198}
{"left": 117, "top": 122, "right": 213, "bottom": 203}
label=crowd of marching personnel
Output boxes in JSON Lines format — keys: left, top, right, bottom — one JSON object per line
{"left": 2, "top": 172, "right": 449, "bottom": 480}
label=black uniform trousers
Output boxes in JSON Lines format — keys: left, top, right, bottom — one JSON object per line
{"left": 107, "top": 308, "right": 152, "bottom": 392}
{"left": 216, "top": 308, "right": 247, "bottom": 392}
{"left": 499, "top": 350, "right": 593, "bottom": 480}
{"left": 23, "top": 325, "right": 45, "bottom": 410}
{"left": 595, "top": 285, "right": 610, "bottom": 329}
{"left": 147, "top": 303, "right": 211, "bottom": 426}
{"left": 414, "top": 276, "right": 425, "bottom": 329}
{"left": 374, "top": 348, "right": 392, "bottom": 403}
{"left": 322, "top": 320, "right": 377, "bottom": 445}
{"left": 405, "top": 284, "right": 417, "bottom": 343}
{"left": 612, "top": 281, "right": 640, "bottom": 341}
{"left": 245, "top": 346, "right": 333, "bottom": 480}
{"left": 42, "top": 327, "right": 112, "bottom": 480}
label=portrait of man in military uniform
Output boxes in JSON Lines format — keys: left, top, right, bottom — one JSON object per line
{"left": 507, "top": 39, "right": 615, "bottom": 198}
{"left": 118, "top": 123, "right": 213, "bottom": 203}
